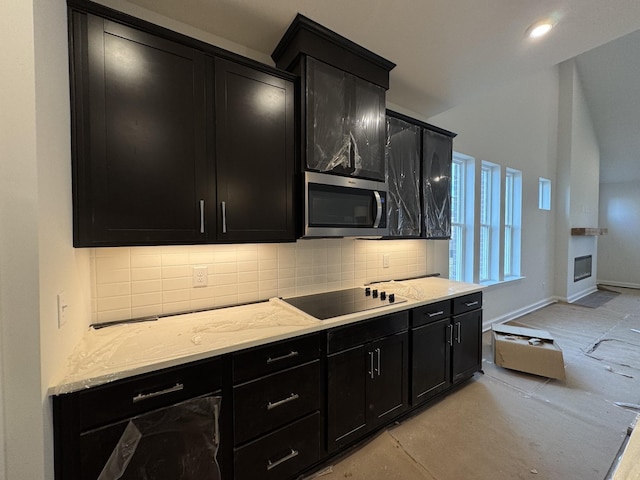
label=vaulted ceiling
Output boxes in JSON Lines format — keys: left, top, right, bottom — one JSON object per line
{"left": 108, "top": 0, "right": 640, "bottom": 181}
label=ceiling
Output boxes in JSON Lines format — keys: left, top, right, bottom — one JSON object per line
{"left": 115, "top": 0, "right": 640, "bottom": 182}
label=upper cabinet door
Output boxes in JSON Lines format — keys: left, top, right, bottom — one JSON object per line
{"left": 72, "top": 14, "right": 208, "bottom": 246}
{"left": 423, "top": 129, "right": 453, "bottom": 239}
{"left": 214, "top": 57, "right": 296, "bottom": 243}
{"left": 306, "top": 57, "right": 386, "bottom": 181}
{"left": 385, "top": 116, "right": 422, "bottom": 237}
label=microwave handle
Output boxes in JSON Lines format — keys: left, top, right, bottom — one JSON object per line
{"left": 373, "top": 191, "right": 382, "bottom": 228}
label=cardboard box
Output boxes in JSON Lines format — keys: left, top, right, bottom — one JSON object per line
{"left": 492, "top": 324, "right": 566, "bottom": 380}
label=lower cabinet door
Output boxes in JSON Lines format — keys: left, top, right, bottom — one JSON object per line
{"left": 234, "top": 412, "right": 320, "bottom": 480}
{"left": 326, "top": 344, "right": 368, "bottom": 453}
{"left": 411, "top": 318, "right": 451, "bottom": 405}
{"left": 452, "top": 309, "right": 483, "bottom": 384}
{"left": 368, "top": 332, "right": 408, "bottom": 427}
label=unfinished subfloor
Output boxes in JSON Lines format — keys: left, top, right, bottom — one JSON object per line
{"left": 307, "top": 287, "right": 640, "bottom": 480}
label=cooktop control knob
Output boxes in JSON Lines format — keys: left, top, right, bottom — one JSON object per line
{"left": 380, "top": 291, "right": 387, "bottom": 301}
{"left": 372, "top": 289, "right": 378, "bottom": 298}
{"left": 389, "top": 293, "right": 395, "bottom": 303}
{"left": 365, "top": 287, "right": 371, "bottom": 296}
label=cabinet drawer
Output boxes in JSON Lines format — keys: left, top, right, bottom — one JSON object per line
{"left": 78, "top": 357, "right": 222, "bottom": 431}
{"left": 411, "top": 300, "right": 451, "bottom": 327}
{"left": 327, "top": 311, "right": 409, "bottom": 354}
{"left": 234, "top": 412, "right": 320, "bottom": 480}
{"left": 233, "top": 333, "right": 320, "bottom": 383}
{"left": 234, "top": 360, "right": 320, "bottom": 444}
{"left": 453, "top": 292, "right": 482, "bottom": 316}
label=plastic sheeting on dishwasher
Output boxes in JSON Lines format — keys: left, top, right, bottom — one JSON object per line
{"left": 306, "top": 56, "right": 386, "bottom": 180}
{"left": 86, "top": 395, "right": 222, "bottom": 480}
{"left": 385, "top": 115, "right": 421, "bottom": 236}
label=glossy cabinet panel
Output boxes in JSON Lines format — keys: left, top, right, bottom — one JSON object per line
{"left": 423, "top": 128, "right": 453, "bottom": 238}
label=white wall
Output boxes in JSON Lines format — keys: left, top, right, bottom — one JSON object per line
{"left": 427, "top": 68, "right": 561, "bottom": 324}
{"left": 1, "top": 0, "right": 93, "bottom": 479}
{"left": 555, "top": 60, "right": 600, "bottom": 302}
{"left": 598, "top": 181, "right": 640, "bottom": 288}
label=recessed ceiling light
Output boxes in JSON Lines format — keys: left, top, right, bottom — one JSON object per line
{"left": 527, "top": 20, "right": 554, "bottom": 39}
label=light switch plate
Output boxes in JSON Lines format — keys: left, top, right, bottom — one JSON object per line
{"left": 57, "top": 292, "right": 68, "bottom": 328}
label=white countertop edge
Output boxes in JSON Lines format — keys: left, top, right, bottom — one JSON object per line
{"left": 49, "top": 279, "right": 484, "bottom": 396}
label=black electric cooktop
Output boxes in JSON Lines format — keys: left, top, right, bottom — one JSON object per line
{"left": 282, "top": 287, "right": 406, "bottom": 320}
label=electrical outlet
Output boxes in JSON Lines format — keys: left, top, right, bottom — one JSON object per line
{"left": 192, "top": 266, "right": 208, "bottom": 287}
{"left": 383, "top": 254, "right": 390, "bottom": 268}
{"left": 57, "top": 292, "right": 68, "bottom": 328}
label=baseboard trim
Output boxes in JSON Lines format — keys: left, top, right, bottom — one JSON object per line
{"left": 598, "top": 280, "right": 640, "bottom": 290}
{"left": 483, "top": 297, "right": 557, "bottom": 332}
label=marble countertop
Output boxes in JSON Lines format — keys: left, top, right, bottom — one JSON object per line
{"left": 49, "top": 277, "right": 482, "bottom": 395}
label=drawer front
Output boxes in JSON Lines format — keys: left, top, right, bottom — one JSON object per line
{"left": 327, "top": 311, "right": 409, "bottom": 354}
{"left": 411, "top": 300, "right": 451, "bottom": 327}
{"left": 452, "top": 292, "right": 483, "bottom": 316}
{"left": 234, "top": 360, "right": 320, "bottom": 444}
{"left": 79, "top": 357, "right": 222, "bottom": 431}
{"left": 233, "top": 333, "right": 320, "bottom": 383}
{"left": 234, "top": 412, "right": 320, "bottom": 480}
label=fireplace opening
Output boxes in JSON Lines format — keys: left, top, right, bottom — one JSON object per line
{"left": 574, "top": 255, "right": 592, "bottom": 282}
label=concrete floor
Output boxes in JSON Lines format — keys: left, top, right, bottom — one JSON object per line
{"left": 307, "top": 287, "right": 640, "bottom": 480}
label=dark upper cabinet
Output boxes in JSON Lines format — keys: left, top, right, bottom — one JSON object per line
{"left": 423, "top": 129, "right": 453, "bottom": 239}
{"left": 213, "top": 57, "right": 295, "bottom": 243}
{"left": 272, "top": 14, "right": 394, "bottom": 182}
{"left": 385, "top": 115, "right": 422, "bottom": 236}
{"left": 385, "top": 110, "right": 456, "bottom": 239}
{"left": 306, "top": 57, "right": 386, "bottom": 180}
{"left": 71, "top": 13, "right": 208, "bottom": 246}
{"left": 69, "top": 6, "right": 296, "bottom": 247}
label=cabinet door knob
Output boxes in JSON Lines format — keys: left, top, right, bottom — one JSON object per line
{"left": 132, "top": 383, "right": 184, "bottom": 403}
{"left": 221, "top": 201, "right": 227, "bottom": 233}
{"left": 266, "top": 350, "right": 299, "bottom": 364}
{"left": 369, "top": 351, "right": 375, "bottom": 379}
{"left": 375, "top": 347, "right": 381, "bottom": 376}
{"left": 199, "top": 200, "right": 205, "bottom": 233}
{"left": 456, "top": 322, "right": 462, "bottom": 343}
{"left": 447, "top": 324, "right": 454, "bottom": 346}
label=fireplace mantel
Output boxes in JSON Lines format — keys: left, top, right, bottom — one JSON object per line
{"left": 571, "top": 228, "right": 608, "bottom": 236}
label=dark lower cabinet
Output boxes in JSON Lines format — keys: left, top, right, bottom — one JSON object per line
{"left": 52, "top": 357, "right": 227, "bottom": 480}
{"left": 326, "top": 313, "right": 409, "bottom": 453}
{"left": 231, "top": 334, "right": 322, "bottom": 480}
{"left": 411, "top": 317, "right": 452, "bottom": 404}
{"left": 451, "top": 309, "right": 483, "bottom": 384}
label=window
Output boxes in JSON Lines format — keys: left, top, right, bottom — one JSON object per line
{"left": 504, "top": 168, "right": 522, "bottom": 278}
{"left": 479, "top": 161, "right": 500, "bottom": 283}
{"left": 539, "top": 177, "right": 551, "bottom": 210}
{"left": 449, "top": 153, "right": 474, "bottom": 282}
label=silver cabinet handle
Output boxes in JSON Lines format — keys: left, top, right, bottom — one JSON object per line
{"left": 428, "top": 310, "right": 444, "bottom": 317}
{"left": 375, "top": 347, "right": 381, "bottom": 376}
{"left": 456, "top": 322, "right": 462, "bottom": 343}
{"left": 132, "top": 383, "right": 183, "bottom": 403}
{"left": 221, "top": 201, "right": 227, "bottom": 233}
{"left": 266, "top": 351, "right": 298, "bottom": 364}
{"left": 267, "top": 393, "right": 299, "bottom": 410}
{"left": 448, "top": 324, "right": 454, "bottom": 346}
{"left": 213, "top": 400, "right": 220, "bottom": 445}
{"left": 369, "top": 351, "right": 375, "bottom": 379}
{"left": 465, "top": 301, "right": 479, "bottom": 307}
{"left": 373, "top": 191, "right": 382, "bottom": 228}
{"left": 267, "top": 449, "right": 299, "bottom": 471}
{"left": 199, "top": 200, "right": 205, "bottom": 233}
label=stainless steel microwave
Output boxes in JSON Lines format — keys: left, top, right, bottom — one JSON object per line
{"left": 304, "top": 171, "right": 388, "bottom": 237}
